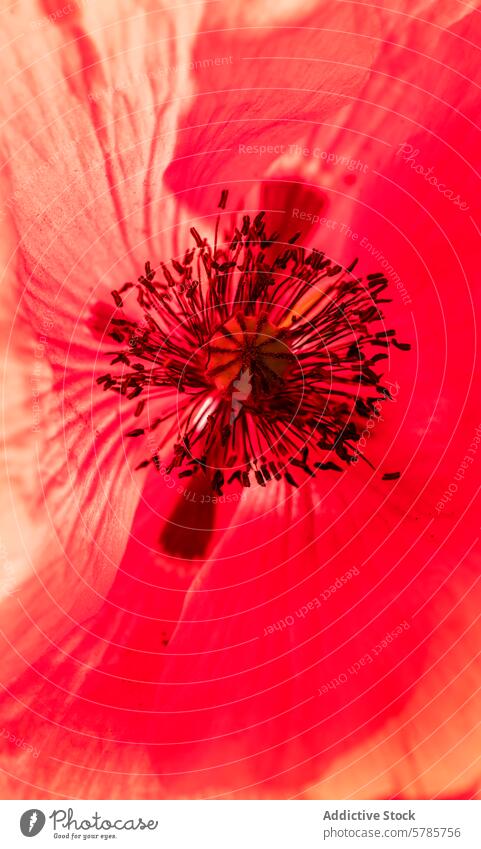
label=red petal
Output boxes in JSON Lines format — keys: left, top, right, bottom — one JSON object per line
{"left": 164, "top": 2, "right": 379, "bottom": 215}
{"left": 0, "top": 0, "right": 201, "bottom": 688}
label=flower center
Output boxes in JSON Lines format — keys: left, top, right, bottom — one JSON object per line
{"left": 206, "top": 312, "right": 294, "bottom": 392}
{"left": 96, "top": 191, "right": 409, "bottom": 492}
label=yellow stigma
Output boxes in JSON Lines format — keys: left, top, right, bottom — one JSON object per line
{"left": 206, "top": 312, "right": 294, "bottom": 391}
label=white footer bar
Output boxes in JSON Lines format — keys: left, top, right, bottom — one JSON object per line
{"left": 1, "top": 800, "right": 479, "bottom": 848}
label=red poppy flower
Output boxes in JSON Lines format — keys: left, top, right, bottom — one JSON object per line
{"left": 0, "top": 0, "right": 480, "bottom": 801}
